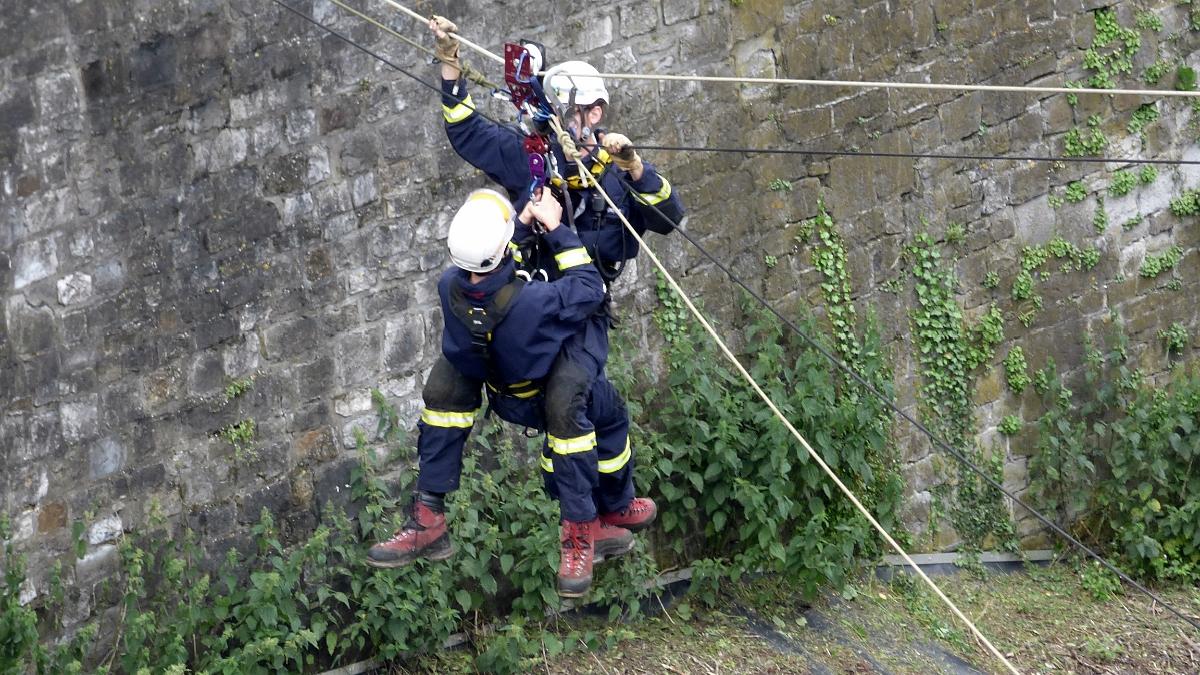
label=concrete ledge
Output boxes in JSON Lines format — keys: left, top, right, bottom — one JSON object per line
{"left": 876, "top": 550, "right": 1055, "bottom": 581}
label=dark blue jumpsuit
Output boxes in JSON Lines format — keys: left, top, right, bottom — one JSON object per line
{"left": 440, "top": 76, "right": 686, "bottom": 276}
{"left": 416, "top": 226, "right": 633, "bottom": 523}
{"left": 431, "top": 76, "right": 686, "bottom": 519}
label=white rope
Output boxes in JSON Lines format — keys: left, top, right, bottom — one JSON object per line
{"left": 539, "top": 71, "right": 1200, "bottom": 98}
{"left": 328, "top": 0, "right": 498, "bottom": 87}
{"left": 374, "top": 0, "right": 504, "bottom": 65}
{"left": 373, "top": 0, "right": 1198, "bottom": 100}
{"left": 543, "top": 117, "right": 1020, "bottom": 675}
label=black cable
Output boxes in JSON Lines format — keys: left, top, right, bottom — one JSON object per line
{"left": 270, "top": 0, "right": 1200, "bottom": 631}
{"left": 627, "top": 142, "right": 1200, "bottom": 166}
{"left": 272, "top": 0, "right": 1199, "bottom": 170}
{"left": 612, "top": 168, "right": 1200, "bottom": 633}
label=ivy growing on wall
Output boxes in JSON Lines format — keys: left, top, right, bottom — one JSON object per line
{"left": 1009, "top": 237, "right": 1100, "bottom": 327}
{"left": 906, "top": 234, "right": 1013, "bottom": 553}
{"left": 1083, "top": 8, "right": 1141, "bottom": 89}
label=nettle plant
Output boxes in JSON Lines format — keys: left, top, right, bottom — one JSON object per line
{"left": 1030, "top": 328, "right": 1200, "bottom": 583}
{"left": 638, "top": 207, "right": 903, "bottom": 599}
{"left": 3, "top": 399, "right": 656, "bottom": 674}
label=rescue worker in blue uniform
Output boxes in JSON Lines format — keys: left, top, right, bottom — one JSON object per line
{"left": 420, "top": 16, "right": 669, "bottom": 542}
{"left": 429, "top": 16, "right": 686, "bottom": 282}
{"left": 368, "top": 189, "right": 648, "bottom": 597}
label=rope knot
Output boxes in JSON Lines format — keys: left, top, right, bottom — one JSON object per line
{"left": 556, "top": 127, "right": 582, "bottom": 161}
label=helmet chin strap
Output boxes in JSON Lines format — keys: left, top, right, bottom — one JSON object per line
{"left": 569, "top": 109, "right": 594, "bottom": 156}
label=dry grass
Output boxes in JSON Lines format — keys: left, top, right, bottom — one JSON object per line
{"left": 386, "top": 564, "right": 1200, "bottom": 674}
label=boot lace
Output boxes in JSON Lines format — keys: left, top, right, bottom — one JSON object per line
{"left": 385, "top": 500, "right": 427, "bottom": 544}
{"left": 625, "top": 499, "right": 651, "bottom": 516}
{"left": 561, "top": 522, "right": 591, "bottom": 573}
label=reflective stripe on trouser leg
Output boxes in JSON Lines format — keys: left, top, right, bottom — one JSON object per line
{"left": 544, "top": 357, "right": 600, "bottom": 522}
{"left": 589, "top": 376, "right": 634, "bottom": 515}
{"left": 417, "top": 357, "right": 482, "bottom": 494}
{"left": 551, "top": 448, "right": 599, "bottom": 522}
{"left": 540, "top": 439, "right": 560, "bottom": 502}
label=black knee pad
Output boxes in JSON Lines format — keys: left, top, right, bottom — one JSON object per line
{"left": 544, "top": 358, "right": 592, "bottom": 438}
{"left": 422, "top": 357, "right": 482, "bottom": 411}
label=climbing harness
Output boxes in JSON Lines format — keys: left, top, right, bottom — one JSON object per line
{"left": 447, "top": 276, "right": 526, "bottom": 360}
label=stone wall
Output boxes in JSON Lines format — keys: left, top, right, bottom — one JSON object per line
{"left": 3, "top": 0, "right": 1199, "bottom": 632}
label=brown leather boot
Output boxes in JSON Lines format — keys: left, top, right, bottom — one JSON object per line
{"left": 366, "top": 492, "right": 453, "bottom": 568}
{"left": 599, "top": 497, "right": 657, "bottom": 533}
{"left": 557, "top": 518, "right": 634, "bottom": 598}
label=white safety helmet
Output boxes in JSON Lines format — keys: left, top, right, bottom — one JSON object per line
{"left": 545, "top": 60, "right": 609, "bottom": 107}
{"left": 447, "top": 189, "right": 515, "bottom": 273}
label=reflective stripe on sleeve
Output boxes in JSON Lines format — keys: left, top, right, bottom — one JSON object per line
{"left": 554, "top": 247, "right": 593, "bottom": 271}
{"left": 636, "top": 177, "right": 673, "bottom": 206}
{"left": 442, "top": 94, "right": 476, "bottom": 123}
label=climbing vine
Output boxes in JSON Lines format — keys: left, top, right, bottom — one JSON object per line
{"left": 906, "top": 233, "right": 1013, "bottom": 553}
{"left": 1082, "top": 8, "right": 1141, "bottom": 90}
{"left": 810, "top": 204, "right": 864, "bottom": 366}
{"left": 1003, "top": 346, "right": 1030, "bottom": 394}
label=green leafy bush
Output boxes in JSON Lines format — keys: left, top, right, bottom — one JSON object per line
{"left": 1093, "top": 200, "right": 1108, "bottom": 233}
{"left": 1003, "top": 347, "right": 1030, "bottom": 394}
{"left": 1064, "top": 181, "right": 1087, "bottom": 203}
{"left": 1030, "top": 331, "right": 1200, "bottom": 583}
{"left": 1134, "top": 11, "right": 1162, "bottom": 32}
{"left": 2, "top": 405, "right": 658, "bottom": 673}
{"left": 1143, "top": 59, "right": 1170, "bottom": 85}
{"left": 1127, "top": 103, "right": 1159, "bottom": 136}
{"left": 1169, "top": 189, "right": 1200, "bottom": 217}
{"left": 1159, "top": 323, "right": 1189, "bottom": 355}
{"left": 640, "top": 248, "right": 902, "bottom": 598}
{"left": 1083, "top": 9, "right": 1140, "bottom": 89}
{"left": 1139, "top": 245, "right": 1183, "bottom": 278}
{"left": 1177, "top": 66, "right": 1197, "bottom": 91}
{"left": 1063, "top": 125, "right": 1108, "bottom": 157}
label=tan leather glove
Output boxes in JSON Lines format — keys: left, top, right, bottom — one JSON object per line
{"left": 602, "top": 132, "right": 643, "bottom": 174}
{"left": 429, "top": 16, "right": 460, "bottom": 69}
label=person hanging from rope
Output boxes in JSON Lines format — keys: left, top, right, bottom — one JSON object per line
{"left": 367, "top": 189, "right": 652, "bottom": 597}
{"left": 419, "top": 14, "right": 660, "bottom": 557}
{"left": 429, "top": 16, "right": 685, "bottom": 282}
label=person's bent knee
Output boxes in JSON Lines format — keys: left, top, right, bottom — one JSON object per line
{"left": 544, "top": 360, "right": 591, "bottom": 438}
{"left": 423, "top": 358, "right": 480, "bottom": 411}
